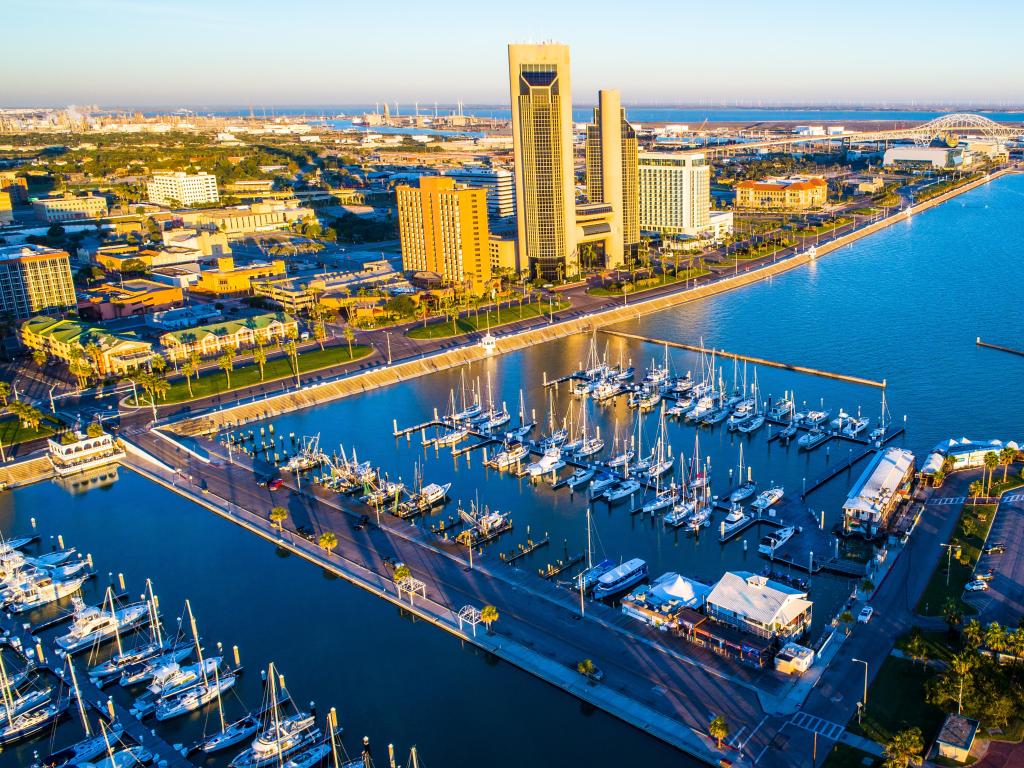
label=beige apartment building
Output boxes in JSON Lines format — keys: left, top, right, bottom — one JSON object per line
{"left": 396, "top": 177, "right": 491, "bottom": 295}
{"left": 33, "top": 194, "right": 108, "bottom": 223}
{"left": 22, "top": 316, "right": 153, "bottom": 376}
{"left": 585, "top": 90, "right": 639, "bottom": 266}
{"left": 0, "top": 244, "right": 76, "bottom": 320}
{"left": 638, "top": 152, "right": 711, "bottom": 236}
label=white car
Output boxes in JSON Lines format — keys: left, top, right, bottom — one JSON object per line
{"left": 965, "top": 580, "right": 990, "bottom": 592}
{"left": 857, "top": 606, "right": 874, "bottom": 624}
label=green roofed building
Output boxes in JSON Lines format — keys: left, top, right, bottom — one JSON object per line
{"left": 159, "top": 311, "right": 298, "bottom": 362}
{"left": 22, "top": 316, "right": 154, "bottom": 376}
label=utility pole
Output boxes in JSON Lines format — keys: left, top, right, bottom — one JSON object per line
{"left": 852, "top": 657, "right": 869, "bottom": 710}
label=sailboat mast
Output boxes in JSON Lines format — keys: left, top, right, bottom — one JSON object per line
{"left": 329, "top": 707, "right": 340, "bottom": 768}
{"left": 67, "top": 656, "right": 91, "bottom": 736}
{"left": 186, "top": 600, "right": 208, "bottom": 688}
{"left": 0, "top": 653, "right": 15, "bottom": 726}
{"left": 586, "top": 509, "right": 592, "bottom": 569}
{"left": 214, "top": 663, "right": 226, "bottom": 733}
{"left": 147, "top": 579, "right": 162, "bottom": 648}
{"left": 107, "top": 588, "right": 124, "bottom": 658}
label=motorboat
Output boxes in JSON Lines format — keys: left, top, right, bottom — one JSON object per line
{"left": 5, "top": 574, "right": 88, "bottom": 613}
{"left": 728, "top": 398, "right": 755, "bottom": 427}
{"left": 686, "top": 507, "right": 711, "bottom": 531}
{"left": 593, "top": 558, "right": 648, "bottom": 599}
{"left": 117, "top": 644, "right": 195, "bottom": 687}
{"left": 154, "top": 672, "right": 236, "bottom": 721}
{"left": 526, "top": 445, "right": 563, "bottom": 477}
{"left": 230, "top": 712, "right": 321, "bottom": 768}
{"left": 720, "top": 504, "right": 750, "bottom": 537}
{"left": 758, "top": 526, "right": 796, "bottom": 556}
{"left": 56, "top": 599, "right": 151, "bottom": 653}
{"left": 842, "top": 417, "right": 870, "bottom": 437}
{"left": 638, "top": 389, "right": 662, "bottom": 410}
{"left": 768, "top": 396, "right": 795, "bottom": 420}
{"left": 803, "top": 409, "right": 830, "bottom": 427}
{"left": 146, "top": 657, "right": 222, "bottom": 697}
{"left": 90, "top": 636, "right": 191, "bottom": 685}
{"left": 751, "top": 487, "right": 784, "bottom": 512}
{"left": 415, "top": 482, "right": 451, "bottom": 508}
{"left": 489, "top": 442, "right": 528, "bottom": 470}
{"left": 589, "top": 474, "right": 618, "bottom": 497}
{"left": 566, "top": 468, "right": 595, "bottom": 490}
{"left": 602, "top": 479, "right": 641, "bottom": 504}
{"left": 797, "top": 429, "right": 828, "bottom": 451}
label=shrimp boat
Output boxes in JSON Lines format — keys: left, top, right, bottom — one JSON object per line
{"left": 751, "top": 487, "right": 784, "bottom": 512}
{"left": 413, "top": 482, "right": 451, "bottom": 509}
{"left": 593, "top": 558, "right": 648, "bottom": 599}
{"left": 56, "top": 591, "right": 152, "bottom": 654}
{"left": 362, "top": 479, "right": 404, "bottom": 506}
{"left": 283, "top": 434, "right": 325, "bottom": 472}
{"left": 230, "top": 664, "right": 321, "bottom": 768}
{"left": 757, "top": 526, "right": 796, "bottom": 556}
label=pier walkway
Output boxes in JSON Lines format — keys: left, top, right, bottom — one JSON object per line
{"left": 120, "top": 432, "right": 813, "bottom": 768}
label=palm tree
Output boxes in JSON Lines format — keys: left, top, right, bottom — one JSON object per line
{"left": 984, "top": 451, "right": 999, "bottom": 494}
{"left": 181, "top": 359, "right": 197, "bottom": 398}
{"left": 0, "top": 381, "right": 9, "bottom": 406}
{"left": 709, "top": 715, "right": 729, "bottom": 750}
{"left": 318, "top": 531, "right": 338, "bottom": 555}
{"left": 480, "top": 604, "right": 499, "bottom": 634}
{"left": 9, "top": 401, "right": 43, "bottom": 430}
{"left": 984, "top": 621, "right": 1006, "bottom": 654}
{"left": 999, "top": 446, "right": 1015, "bottom": 483}
{"left": 252, "top": 343, "right": 268, "bottom": 381}
{"left": 883, "top": 727, "right": 923, "bottom": 768}
{"left": 393, "top": 564, "right": 411, "bottom": 583}
{"left": 68, "top": 353, "right": 93, "bottom": 391}
{"left": 283, "top": 340, "right": 299, "bottom": 384}
{"left": 962, "top": 620, "right": 984, "bottom": 650}
{"left": 943, "top": 598, "right": 962, "bottom": 635}
{"left": 968, "top": 480, "right": 984, "bottom": 502}
{"left": 342, "top": 325, "right": 355, "bottom": 359}
{"left": 949, "top": 652, "right": 976, "bottom": 714}
{"left": 839, "top": 610, "right": 854, "bottom": 636}
{"left": 217, "top": 347, "right": 236, "bottom": 389}
{"left": 309, "top": 304, "right": 331, "bottom": 351}
{"left": 83, "top": 341, "right": 103, "bottom": 374}
{"left": 269, "top": 506, "right": 288, "bottom": 531}
{"left": 905, "top": 632, "right": 928, "bottom": 668}
{"left": 577, "top": 658, "right": 597, "bottom": 677}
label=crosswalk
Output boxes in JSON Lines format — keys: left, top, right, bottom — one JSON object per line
{"left": 789, "top": 711, "right": 845, "bottom": 741}
{"left": 927, "top": 492, "right": 1024, "bottom": 507}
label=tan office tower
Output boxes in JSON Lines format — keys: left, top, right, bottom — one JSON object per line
{"left": 396, "top": 177, "right": 491, "bottom": 295}
{"left": 508, "top": 43, "right": 577, "bottom": 281}
{"left": 585, "top": 89, "right": 639, "bottom": 268}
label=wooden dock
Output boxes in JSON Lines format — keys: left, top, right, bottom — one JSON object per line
{"left": 599, "top": 330, "right": 887, "bottom": 388}
{"left": 800, "top": 447, "right": 875, "bottom": 499}
{"left": 977, "top": 338, "right": 1024, "bottom": 358}
{"left": 500, "top": 537, "right": 550, "bottom": 564}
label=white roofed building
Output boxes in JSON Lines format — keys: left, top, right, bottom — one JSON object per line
{"left": 705, "top": 571, "right": 812, "bottom": 641}
{"left": 842, "top": 447, "right": 916, "bottom": 538}
{"left": 620, "top": 572, "right": 712, "bottom": 629}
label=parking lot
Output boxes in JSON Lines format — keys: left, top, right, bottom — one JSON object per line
{"left": 965, "top": 491, "right": 1024, "bottom": 622}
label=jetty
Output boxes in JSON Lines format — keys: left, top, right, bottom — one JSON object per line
{"left": 977, "top": 337, "right": 1024, "bottom": 358}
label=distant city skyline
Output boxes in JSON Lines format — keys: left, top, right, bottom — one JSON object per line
{"left": 6, "top": 0, "right": 1024, "bottom": 107}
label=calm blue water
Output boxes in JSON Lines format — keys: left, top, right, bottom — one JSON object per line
{"left": 3, "top": 175, "right": 1023, "bottom": 767}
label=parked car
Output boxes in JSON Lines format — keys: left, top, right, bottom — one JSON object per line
{"left": 857, "top": 606, "right": 874, "bottom": 624}
{"left": 965, "top": 580, "right": 990, "bottom": 592}
{"left": 268, "top": 478, "right": 285, "bottom": 491}
{"left": 975, "top": 569, "right": 995, "bottom": 582}
{"left": 983, "top": 543, "right": 1006, "bottom": 555}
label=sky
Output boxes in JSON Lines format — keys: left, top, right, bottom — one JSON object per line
{"left": 5, "top": 0, "right": 1024, "bottom": 108}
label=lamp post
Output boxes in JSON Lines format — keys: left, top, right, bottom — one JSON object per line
{"left": 852, "top": 657, "right": 869, "bottom": 712}
{"left": 940, "top": 542, "right": 960, "bottom": 587}
{"left": 385, "top": 332, "right": 392, "bottom": 366}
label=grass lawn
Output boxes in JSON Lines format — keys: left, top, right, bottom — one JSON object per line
{"left": 917, "top": 502, "right": 997, "bottom": 616}
{"left": 895, "top": 628, "right": 956, "bottom": 665}
{"left": 0, "top": 414, "right": 60, "bottom": 446}
{"left": 131, "top": 345, "right": 372, "bottom": 405}
{"left": 406, "top": 300, "right": 569, "bottom": 339}
{"left": 847, "top": 656, "right": 946, "bottom": 747}
{"left": 587, "top": 269, "right": 710, "bottom": 296}
{"left": 794, "top": 217, "right": 853, "bottom": 237}
{"left": 821, "top": 743, "right": 881, "bottom": 768}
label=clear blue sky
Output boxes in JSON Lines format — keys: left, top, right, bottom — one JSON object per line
{"left": 6, "top": 0, "right": 1023, "bottom": 107}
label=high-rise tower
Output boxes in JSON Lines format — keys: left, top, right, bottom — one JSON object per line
{"left": 508, "top": 43, "right": 577, "bottom": 281}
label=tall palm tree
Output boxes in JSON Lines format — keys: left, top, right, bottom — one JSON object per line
{"left": 181, "top": 359, "right": 197, "bottom": 398}
{"left": 709, "top": 716, "right": 729, "bottom": 750}
{"left": 883, "top": 727, "right": 923, "bottom": 767}
{"left": 983, "top": 451, "right": 999, "bottom": 494}
{"left": 318, "top": 531, "right": 338, "bottom": 555}
{"left": 252, "top": 343, "right": 268, "bottom": 381}
{"left": 985, "top": 622, "right": 1006, "bottom": 654}
{"left": 962, "top": 620, "right": 984, "bottom": 650}
{"left": 283, "top": 340, "right": 299, "bottom": 385}
{"left": 999, "top": 446, "right": 1015, "bottom": 483}
{"left": 968, "top": 480, "right": 984, "bottom": 502}
{"left": 68, "top": 353, "right": 93, "bottom": 391}
{"left": 217, "top": 347, "right": 236, "bottom": 389}
{"left": 269, "top": 506, "right": 288, "bottom": 530}
{"left": 839, "top": 610, "right": 854, "bottom": 636}
{"left": 949, "top": 652, "right": 976, "bottom": 714}
{"left": 0, "top": 381, "right": 9, "bottom": 407}
{"left": 342, "top": 326, "right": 355, "bottom": 360}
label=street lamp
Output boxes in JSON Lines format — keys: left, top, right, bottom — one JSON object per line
{"left": 852, "top": 657, "right": 869, "bottom": 712}
{"left": 939, "top": 542, "right": 961, "bottom": 587}
{"left": 385, "top": 332, "right": 392, "bottom": 366}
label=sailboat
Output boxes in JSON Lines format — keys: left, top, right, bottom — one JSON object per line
{"left": 230, "top": 664, "right": 321, "bottom": 768}
{"left": 728, "top": 445, "right": 757, "bottom": 503}
{"left": 0, "top": 652, "right": 70, "bottom": 746}
{"left": 576, "top": 510, "right": 614, "bottom": 592}
{"left": 868, "top": 390, "right": 891, "bottom": 442}
{"left": 39, "top": 661, "right": 124, "bottom": 768}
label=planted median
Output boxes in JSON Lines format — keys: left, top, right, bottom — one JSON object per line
{"left": 407, "top": 299, "right": 569, "bottom": 340}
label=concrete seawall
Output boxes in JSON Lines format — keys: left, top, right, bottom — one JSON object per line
{"left": 170, "top": 168, "right": 1012, "bottom": 437}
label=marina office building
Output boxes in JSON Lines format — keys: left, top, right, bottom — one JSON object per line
{"left": 842, "top": 447, "right": 916, "bottom": 538}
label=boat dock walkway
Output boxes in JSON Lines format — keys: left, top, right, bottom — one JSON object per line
{"left": 599, "top": 330, "right": 887, "bottom": 389}
{"left": 0, "top": 611, "right": 193, "bottom": 768}
{"left": 976, "top": 338, "right": 1024, "bottom": 358}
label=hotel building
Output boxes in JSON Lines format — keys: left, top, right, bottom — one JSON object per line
{"left": 32, "top": 194, "right": 108, "bottom": 223}
{"left": 0, "top": 244, "right": 76, "bottom": 320}
{"left": 585, "top": 89, "right": 639, "bottom": 266}
{"left": 146, "top": 171, "right": 220, "bottom": 207}
{"left": 735, "top": 177, "right": 827, "bottom": 211}
{"left": 638, "top": 152, "right": 711, "bottom": 236}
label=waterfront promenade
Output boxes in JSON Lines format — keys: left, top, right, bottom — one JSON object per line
{"left": 160, "top": 165, "right": 1017, "bottom": 438}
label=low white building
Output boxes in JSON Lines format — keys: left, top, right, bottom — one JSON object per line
{"left": 883, "top": 145, "right": 963, "bottom": 170}
{"left": 842, "top": 447, "right": 916, "bottom": 537}
{"left": 47, "top": 431, "right": 123, "bottom": 477}
{"left": 705, "top": 571, "right": 813, "bottom": 640}
{"left": 621, "top": 572, "right": 711, "bottom": 629}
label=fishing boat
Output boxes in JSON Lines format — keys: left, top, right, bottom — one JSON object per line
{"left": 593, "top": 558, "right": 648, "bottom": 599}
{"left": 720, "top": 504, "right": 750, "bottom": 537}
{"left": 488, "top": 442, "right": 528, "bottom": 470}
{"left": 414, "top": 482, "right": 451, "bottom": 508}
{"left": 55, "top": 594, "right": 152, "bottom": 654}
{"left": 566, "top": 467, "right": 595, "bottom": 490}
{"left": 757, "top": 526, "right": 796, "bottom": 556}
{"left": 751, "top": 487, "right": 784, "bottom": 512}
{"left": 797, "top": 429, "right": 828, "bottom": 451}
{"left": 39, "top": 723, "right": 126, "bottom": 768}
{"left": 284, "top": 434, "right": 325, "bottom": 472}
{"left": 362, "top": 480, "right": 405, "bottom": 506}
{"left": 602, "top": 479, "right": 641, "bottom": 504}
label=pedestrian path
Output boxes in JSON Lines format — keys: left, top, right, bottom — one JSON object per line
{"left": 789, "top": 711, "right": 845, "bottom": 741}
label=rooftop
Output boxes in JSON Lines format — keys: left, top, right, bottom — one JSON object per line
{"left": 843, "top": 447, "right": 915, "bottom": 516}
{"left": 707, "top": 571, "right": 812, "bottom": 628}
{"left": 0, "top": 243, "right": 69, "bottom": 261}
{"left": 161, "top": 311, "right": 295, "bottom": 343}
{"left": 936, "top": 713, "right": 979, "bottom": 750}
{"left": 736, "top": 177, "right": 827, "bottom": 191}
{"left": 22, "top": 316, "right": 146, "bottom": 348}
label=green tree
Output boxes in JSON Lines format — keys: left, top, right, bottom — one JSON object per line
{"left": 252, "top": 342, "right": 267, "bottom": 381}
{"left": 308, "top": 303, "right": 331, "bottom": 351}
{"left": 9, "top": 401, "right": 43, "bottom": 430}
{"left": 67, "top": 352, "right": 93, "bottom": 391}
{"left": 948, "top": 652, "right": 977, "bottom": 713}
{"left": 962, "top": 620, "right": 984, "bottom": 651}
{"left": 342, "top": 325, "right": 355, "bottom": 359}
{"left": 217, "top": 347, "right": 237, "bottom": 389}
{"left": 393, "top": 563, "right": 411, "bottom": 583}
{"left": 905, "top": 631, "right": 929, "bottom": 668}
{"left": 984, "top": 622, "right": 1006, "bottom": 654}
{"left": 318, "top": 531, "right": 338, "bottom": 555}
{"left": 181, "top": 358, "right": 197, "bottom": 398}
{"left": 31, "top": 349, "right": 47, "bottom": 367}
{"left": 968, "top": 480, "right": 984, "bottom": 501}
{"left": 883, "top": 727, "right": 923, "bottom": 768}
{"left": 480, "top": 604, "right": 499, "bottom": 634}
{"left": 983, "top": 451, "right": 999, "bottom": 494}
{"left": 577, "top": 658, "right": 597, "bottom": 677}
{"left": 943, "top": 598, "right": 962, "bottom": 635}
{"left": 960, "top": 516, "right": 977, "bottom": 538}
{"left": 283, "top": 340, "right": 299, "bottom": 384}
{"left": 839, "top": 610, "right": 854, "bottom": 636}
{"left": 999, "top": 446, "right": 1015, "bottom": 482}
{"left": 0, "top": 381, "right": 9, "bottom": 406}
{"left": 269, "top": 506, "right": 288, "bottom": 530}
{"left": 709, "top": 715, "right": 729, "bottom": 750}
